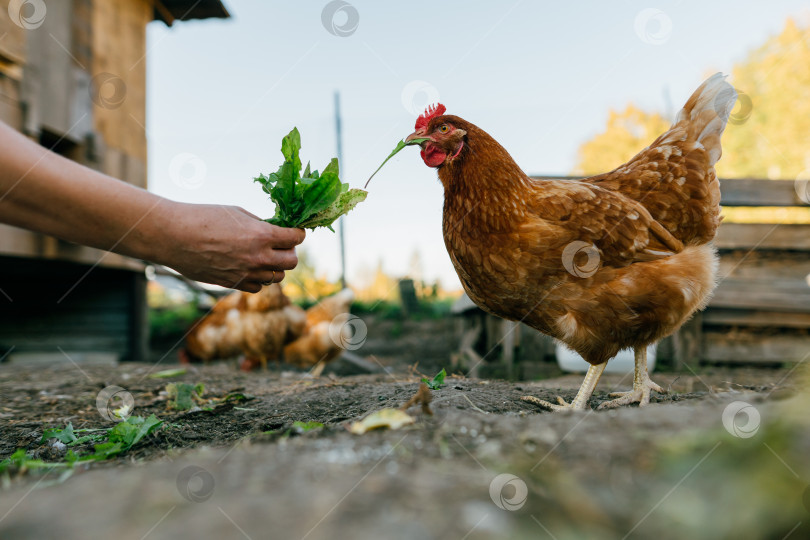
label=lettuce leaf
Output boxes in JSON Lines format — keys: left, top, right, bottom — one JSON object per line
{"left": 254, "top": 128, "right": 366, "bottom": 231}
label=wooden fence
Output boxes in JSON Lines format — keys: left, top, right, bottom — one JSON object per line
{"left": 452, "top": 178, "right": 810, "bottom": 376}
{"left": 669, "top": 178, "right": 809, "bottom": 367}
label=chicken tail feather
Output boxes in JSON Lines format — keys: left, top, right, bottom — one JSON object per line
{"left": 673, "top": 72, "right": 737, "bottom": 166}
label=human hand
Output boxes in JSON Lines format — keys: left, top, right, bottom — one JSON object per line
{"left": 153, "top": 203, "right": 305, "bottom": 292}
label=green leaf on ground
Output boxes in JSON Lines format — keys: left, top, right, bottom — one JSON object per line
{"left": 292, "top": 421, "right": 324, "bottom": 433}
{"left": 166, "top": 382, "right": 205, "bottom": 411}
{"left": 422, "top": 368, "right": 447, "bottom": 390}
{"left": 148, "top": 368, "right": 188, "bottom": 379}
{"left": 41, "top": 423, "right": 77, "bottom": 444}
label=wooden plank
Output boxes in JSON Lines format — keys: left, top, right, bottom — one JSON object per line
{"left": 714, "top": 224, "right": 810, "bottom": 251}
{"left": 0, "top": 224, "right": 42, "bottom": 258}
{"left": 126, "top": 271, "right": 149, "bottom": 362}
{"left": 518, "top": 323, "right": 555, "bottom": 363}
{"left": 0, "top": 74, "right": 22, "bottom": 129}
{"left": 0, "top": 226, "right": 145, "bottom": 271}
{"left": 0, "top": 0, "right": 27, "bottom": 65}
{"left": 102, "top": 146, "right": 126, "bottom": 180}
{"left": 718, "top": 178, "right": 808, "bottom": 207}
{"left": 153, "top": 0, "right": 176, "bottom": 26}
{"left": 125, "top": 154, "right": 147, "bottom": 189}
{"left": 703, "top": 309, "right": 810, "bottom": 329}
{"left": 672, "top": 312, "right": 702, "bottom": 370}
{"left": 23, "top": 0, "right": 83, "bottom": 140}
{"left": 718, "top": 250, "right": 810, "bottom": 282}
{"left": 703, "top": 331, "right": 809, "bottom": 363}
{"left": 91, "top": 0, "right": 150, "bottom": 164}
{"left": 710, "top": 279, "right": 810, "bottom": 313}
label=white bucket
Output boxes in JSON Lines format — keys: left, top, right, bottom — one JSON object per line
{"left": 555, "top": 343, "right": 657, "bottom": 374}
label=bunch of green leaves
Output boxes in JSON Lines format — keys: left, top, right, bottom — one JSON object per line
{"left": 254, "top": 128, "right": 367, "bottom": 231}
{"left": 1, "top": 415, "right": 166, "bottom": 476}
{"left": 421, "top": 368, "right": 447, "bottom": 390}
{"left": 90, "top": 415, "right": 164, "bottom": 460}
{"left": 40, "top": 423, "right": 108, "bottom": 447}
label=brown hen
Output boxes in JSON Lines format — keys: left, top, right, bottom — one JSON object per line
{"left": 184, "top": 284, "right": 306, "bottom": 370}
{"left": 283, "top": 289, "right": 355, "bottom": 376}
{"left": 406, "top": 74, "right": 736, "bottom": 410}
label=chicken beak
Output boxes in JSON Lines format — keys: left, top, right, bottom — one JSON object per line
{"left": 405, "top": 130, "right": 429, "bottom": 145}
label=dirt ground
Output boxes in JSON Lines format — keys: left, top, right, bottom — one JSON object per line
{"left": 1, "top": 352, "right": 809, "bottom": 540}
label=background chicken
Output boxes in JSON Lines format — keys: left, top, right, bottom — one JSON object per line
{"left": 184, "top": 284, "right": 306, "bottom": 370}
{"left": 406, "top": 74, "right": 737, "bottom": 411}
{"left": 283, "top": 288, "right": 355, "bottom": 376}
{"left": 184, "top": 285, "right": 355, "bottom": 375}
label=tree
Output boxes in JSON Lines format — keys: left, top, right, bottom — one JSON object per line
{"left": 573, "top": 105, "right": 670, "bottom": 175}
{"left": 719, "top": 18, "right": 810, "bottom": 180}
{"left": 283, "top": 249, "right": 341, "bottom": 303}
{"left": 573, "top": 18, "right": 810, "bottom": 181}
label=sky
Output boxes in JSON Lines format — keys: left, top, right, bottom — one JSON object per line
{"left": 144, "top": 0, "right": 810, "bottom": 291}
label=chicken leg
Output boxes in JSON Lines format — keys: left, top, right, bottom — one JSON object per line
{"left": 521, "top": 362, "right": 606, "bottom": 411}
{"left": 597, "top": 347, "right": 665, "bottom": 409}
{"left": 309, "top": 360, "right": 327, "bottom": 378}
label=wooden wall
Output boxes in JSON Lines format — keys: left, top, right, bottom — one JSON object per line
{"left": 0, "top": 0, "right": 26, "bottom": 130}
{"left": 92, "top": 0, "right": 150, "bottom": 188}
{"left": 0, "top": 0, "right": 153, "bottom": 362}
{"left": 0, "top": 256, "right": 148, "bottom": 362}
{"left": 0, "top": 0, "right": 150, "bottom": 266}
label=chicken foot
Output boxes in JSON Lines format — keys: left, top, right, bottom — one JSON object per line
{"left": 521, "top": 362, "right": 606, "bottom": 411}
{"left": 597, "top": 347, "right": 665, "bottom": 409}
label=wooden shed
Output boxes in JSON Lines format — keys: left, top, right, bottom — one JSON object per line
{"left": 0, "top": 0, "right": 229, "bottom": 363}
{"left": 451, "top": 177, "right": 810, "bottom": 378}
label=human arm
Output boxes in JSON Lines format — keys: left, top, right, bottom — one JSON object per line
{"left": 0, "top": 120, "right": 303, "bottom": 292}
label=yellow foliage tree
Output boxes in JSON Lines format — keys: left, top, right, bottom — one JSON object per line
{"left": 282, "top": 250, "right": 341, "bottom": 304}
{"left": 718, "top": 18, "right": 810, "bottom": 180}
{"left": 354, "top": 260, "right": 399, "bottom": 303}
{"left": 572, "top": 18, "right": 810, "bottom": 223}
{"left": 573, "top": 105, "right": 670, "bottom": 176}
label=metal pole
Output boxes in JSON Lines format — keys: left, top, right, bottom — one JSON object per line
{"left": 334, "top": 91, "right": 347, "bottom": 289}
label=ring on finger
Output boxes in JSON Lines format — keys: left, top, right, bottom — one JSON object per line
{"left": 261, "top": 270, "right": 276, "bottom": 287}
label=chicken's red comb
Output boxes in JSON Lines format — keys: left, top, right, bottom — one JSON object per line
{"left": 415, "top": 103, "right": 446, "bottom": 130}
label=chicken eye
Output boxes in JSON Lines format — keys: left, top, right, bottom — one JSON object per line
{"left": 439, "top": 124, "right": 449, "bottom": 133}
